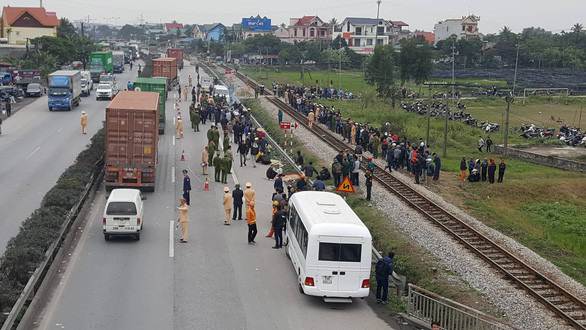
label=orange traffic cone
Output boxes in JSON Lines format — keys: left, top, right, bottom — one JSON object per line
{"left": 204, "top": 178, "right": 209, "bottom": 191}
{"left": 180, "top": 150, "right": 185, "bottom": 161}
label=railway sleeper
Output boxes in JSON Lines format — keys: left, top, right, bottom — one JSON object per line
{"left": 548, "top": 299, "right": 570, "bottom": 305}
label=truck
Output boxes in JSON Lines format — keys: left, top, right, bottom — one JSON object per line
{"left": 133, "top": 77, "right": 168, "bottom": 134}
{"left": 129, "top": 44, "right": 139, "bottom": 60}
{"left": 167, "top": 48, "right": 184, "bottom": 69}
{"left": 105, "top": 91, "right": 159, "bottom": 191}
{"left": 89, "top": 51, "right": 113, "bottom": 83}
{"left": 48, "top": 70, "right": 82, "bottom": 111}
{"left": 13, "top": 69, "right": 42, "bottom": 86}
{"left": 112, "top": 51, "right": 125, "bottom": 73}
{"left": 80, "top": 70, "right": 93, "bottom": 96}
{"left": 152, "top": 58, "right": 178, "bottom": 91}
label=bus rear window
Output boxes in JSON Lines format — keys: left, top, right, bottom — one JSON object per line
{"left": 319, "top": 243, "right": 362, "bottom": 262}
{"left": 106, "top": 202, "right": 137, "bottom": 215}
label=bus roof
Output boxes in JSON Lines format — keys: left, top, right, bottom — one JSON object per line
{"left": 290, "top": 192, "right": 371, "bottom": 238}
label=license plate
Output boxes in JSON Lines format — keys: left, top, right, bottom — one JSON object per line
{"left": 112, "top": 226, "right": 135, "bottom": 231}
{"left": 323, "top": 276, "right": 332, "bottom": 284}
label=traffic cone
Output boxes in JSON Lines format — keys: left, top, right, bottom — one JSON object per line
{"left": 180, "top": 150, "right": 185, "bottom": 161}
{"left": 204, "top": 178, "right": 209, "bottom": 191}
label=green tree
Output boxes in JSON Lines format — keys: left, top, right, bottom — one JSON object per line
{"left": 117, "top": 24, "right": 142, "bottom": 40}
{"left": 331, "top": 35, "right": 347, "bottom": 50}
{"left": 364, "top": 45, "right": 396, "bottom": 100}
{"left": 321, "top": 49, "right": 349, "bottom": 66}
{"left": 57, "top": 18, "right": 77, "bottom": 38}
{"left": 278, "top": 44, "right": 301, "bottom": 64}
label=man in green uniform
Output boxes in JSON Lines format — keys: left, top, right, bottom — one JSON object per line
{"left": 193, "top": 110, "right": 200, "bottom": 132}
{"left": 207, "top": 125, "right": 214, "bottom": 143}
{"left": 224, "top": 146, "right": 233, "bottom": 174}
{"left": 189, "top": 103, "right": 196, "bottom": 130}
{"left": 220, "top": 156, "right": 229, "bottom": 184}
{"left": 208, "top": 140, "right": 216, "bottom": 165}
{"left": 223, "top": 132, "right": 230, "bottom": 152}
{"left": 212, "top": 126, "right": 220, "bottom": 148}
{"left": 213, "top": 151, "right": 222, "bottom": 182}
{"left": 365, "top": 172, "right": 373, "bottom": 201}
{"left": 372, "top": 134, "right": 380, "bottom": 159}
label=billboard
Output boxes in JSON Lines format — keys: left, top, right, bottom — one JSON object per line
{"left": 242, "top": 17, "right": 271, "bottom": 32}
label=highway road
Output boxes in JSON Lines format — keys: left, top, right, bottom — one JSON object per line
{"left": 0, "top": 65, "right": 138, "bottom": 254}
{"left": 33, "top": 63, "right": 402, "bottom": 329}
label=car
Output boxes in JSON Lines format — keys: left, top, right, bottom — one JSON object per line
{"left": 213, "top": 85, "right": 231, "bottom": 104}
{"left": 96, "top": 83, "right": 113, "bottom": 100}
{"left": 25, "top": 83, "right": 43, "bottom": 97}
{"left": 99, "top": 74, "right": 116, "bottom": 86}
{"left": 103, "top": 189, "right": 146, "bottom": 241}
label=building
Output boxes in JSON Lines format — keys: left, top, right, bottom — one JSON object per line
{"left": 204, "top": 23, "right": 225, "bottom": 42}
{"left": 414, "top": 32, "right": 435, "bottom": 45}
{"left": 1, "top": 6, "right": 59, "bottom": 45}
{"left": 386, "top": 20, "right": 410, "bottom": 45}
{"left": 273, "top": 25, "right": 289, "bottom": 41}
{"left": 433, "top": 15, "right": 480, "bottom": 46}
{"left": 192, "top": 24, "right": 205, "bottom": 39}
{"left": 164, "top": 21, "right": 183, "bottom": 34}
{"left": 241, "top": 15, "right": 272, "bottom": 39}
{"left": 286, "top": 16, "right": 331, "bottom": 43}
{"left": 333, "top": 17, "right": 389, "bottom": 54}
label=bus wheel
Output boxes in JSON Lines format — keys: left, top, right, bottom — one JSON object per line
{"left": 298, "top": 283, "right": 304, "bottom": 294}
{"left": 285, "top": 246, "right": 291, "bottom": 260}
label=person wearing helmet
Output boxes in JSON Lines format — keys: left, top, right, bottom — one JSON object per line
{"left": 266, "top": 201, "right": 279, "bottom": 238}
{"left": 80, "top": 111, "right": 88, "bottom": 134}
{"left": 223, "top": 186, "right": 233, "bottom": 225}
{"left": 243, "top": 182, "right": 255, "bottom": 212}
{"left": 246, "top": 201, "right": 257, "bottom": 244}
{"left": 232, "top": 183, "right": 243, "bottom": 221}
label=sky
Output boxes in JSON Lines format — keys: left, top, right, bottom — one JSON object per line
{"left": 9, "top": 0, "right": 586, "bottom": 34}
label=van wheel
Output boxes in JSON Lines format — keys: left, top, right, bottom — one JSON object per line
{"left": 135, "top": 234, "right": 140, "bottom": 241}
{"left": 104, "top": 234, "right": 110, "bottom": 241}
{"left": 285, "top": 246, "right": 291, "bottom": 260}
{"left": 298, "top": 283, "right": 304, "bottom": 294}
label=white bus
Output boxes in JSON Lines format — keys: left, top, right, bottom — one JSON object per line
{"left": 286, "top": 191, "right": 372, "bottom": 302}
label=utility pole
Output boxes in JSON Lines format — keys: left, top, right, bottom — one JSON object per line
{"left": 375, "top": 0, "right": 382, "bottom": 46}
{"left": 503, "top": 94, "right": 512, "bottom": 154}
{"left": 512, "top": 44, "right": 520, "bottom": 96}
{"left": 338, "top": 35, "right": 342, "bottom": 91}
{"left": 426, "top": 84, "right": 432, "bottom": 148}
{"left": 443, "top": 45, "right": 455, "bottom": 157}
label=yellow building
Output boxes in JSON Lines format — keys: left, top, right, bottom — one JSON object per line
{"left": 1, "top": 6, "right": 59, "bottom": 45}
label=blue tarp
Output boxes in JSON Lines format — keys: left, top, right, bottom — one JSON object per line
{"left": 49, "top": 76, "right": 70, "bottom": 88}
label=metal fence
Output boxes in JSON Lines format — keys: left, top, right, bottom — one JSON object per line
{"left": 407, "top": 284, "right": 517, "bottom": 330}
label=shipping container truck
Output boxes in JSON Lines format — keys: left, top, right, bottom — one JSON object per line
{"left": 133, "top": 77, "right": 168, "bottom": 134}
{"left": 48, "top": 70, "right": 82, "bottom": 111}
{"left": 13, "top": 69, "right": 42, "bottom": 86}
{"left": 152, "top": 58, "right": 178, "bottom": 91}
{"left": 112, "top": 51, "right": 125, "bottom": 73}
{"left": 129, "top": 44, "right": 139, "bottom": 60}
{"left": 167, "top": 48, "right": 184, "bottom": 69}
{"left": 105, "top": 91, "right": 159, "bottom": 191}
{"left": 89, "top": 51, "right": 113, "bottom": 83}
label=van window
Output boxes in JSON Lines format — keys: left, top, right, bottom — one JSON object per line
{"left": 319, "top": 243, "right": 362, "bottom": 262}
{"left": 106, "top": 202, "right": 137, "bottom": 215}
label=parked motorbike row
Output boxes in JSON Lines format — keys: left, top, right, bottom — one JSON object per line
{"left": 519, "top": 123, "right": 585, "bottom": 146}
{"left": 401, "top": 101, "right": 501, "bottom": 133}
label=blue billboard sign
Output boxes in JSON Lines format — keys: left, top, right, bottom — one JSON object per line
{"left": 242, "top": 17, "right": 271, "bottom": 32}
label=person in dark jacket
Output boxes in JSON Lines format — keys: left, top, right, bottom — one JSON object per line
{"left": 182, "top": 170, "right": 191, "bottom": 205}
{"left": 487, "top": 158, "right": 497, "bottom": 184}
{"left": 304, "top": 161, "right": 316, "bottom": 177}
{"left": 498, "top": 159, "right": 507, "bottom": 183}
{"left": 433, "top": 153, "right": 441, "bottom": 181}
{"left": 486, "top": 137, "right": 493, "bottom": 152}
{"left": 272, "top": 205, "right": 286, "bottom": 249}
{"left": 481, "top": 158, "right": 488, "bottom": 182}
{"left": 238, "top": 140, "right": 248, "bottom": 166}
{"left": 375, "top": 252, "right": 395, "bottom": 304}
{"left": 319, "top": 166, "right": 331, "bottom": 181}
{"left": 365, "top": 172, "right": 373, "bottom": 201}
{"left": 312, "top": 176, "right": 326, "bottom": 191}
{"left": 296, "top": 175, "right": 308, "bottom": 191}
{"left": 232, "top": 184, "right": 244, "bottom": 220}
{"left": 296, "top": 151, "right": 304, "bottom": 167}
{"left": 274, "top": 174, "right": 284, "bottom": 192}
{"left": 460, "top": 157, "right": 467, "bottom": 182}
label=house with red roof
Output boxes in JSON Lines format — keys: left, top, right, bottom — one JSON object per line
{"left": 164, "top": 21, "right": 183, "bottom": 34}
{"left": 285, "top": 16, "right": 331, "bottom": 43}
{"left": 1, "top": 6, "right": 59, "bottom": 45}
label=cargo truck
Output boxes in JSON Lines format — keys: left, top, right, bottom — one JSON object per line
{"left": 167, "top": 48, "right": 184, "bottom": 69}
{"left": 112, "top": 51, "right": 125, "bottom": 73}
{"left": 48, "top": 70, "right": 82, "bottom": 111}
{"left": 152, "top": 58, "right": 178, "bottom": 91}
{"left": 105, "top": 91, "right": 159, "bottom": 192}
{"left": 89, "top": 51, "right": 113, "bottom": 83}
{"left": 80, "top": 71, "right": 93, "bottom": 96}
{"left": 133, "top": 77, "right": 168, "bottom": 134}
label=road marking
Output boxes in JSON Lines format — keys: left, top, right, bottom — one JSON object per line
{"left": 173, "top": 116, "right": 176, "bottom": 125}
{"left": 57, "top": 127, "right": 63, "bottom": 132}
{"left": 173, "top": 135, "right": 176, "bottom": 146}
{"left": 172, "top": 166, "right": 176, "bottom": 183}
{"left": 25, "top": 146, "right": 41, "bottom": 160}
{"left": 169, "top": 221, "right": 174, "bottom": 258}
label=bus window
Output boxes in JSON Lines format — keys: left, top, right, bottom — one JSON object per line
{"left": 319, "top": 243, "right": 362, "bottom": 262}
{"left": 319, "top": 243, "right": 340, "bottom": 261}
{"left": 340, "top": 244, "right": 362, "bottom": 262}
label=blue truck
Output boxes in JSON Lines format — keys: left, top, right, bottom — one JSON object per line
{"left": 48, "top": 70, "right": 82, "bottom": 111}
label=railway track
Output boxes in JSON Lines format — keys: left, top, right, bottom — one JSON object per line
{"left": 221, "top": 64, "right": 586, "bottom": 329}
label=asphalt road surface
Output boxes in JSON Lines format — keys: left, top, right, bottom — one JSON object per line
{"left": 0, "top": 65, "right": 138, "bottom": 254}
{"left": 33, "top": 63, "right": 402, "bottom": 330}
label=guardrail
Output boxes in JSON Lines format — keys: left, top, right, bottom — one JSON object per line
{"left": 1, "top": 158, "right": 104, "bottom": 330}
{"left": 407, "top": 284, "right": 517, "bottom": 330}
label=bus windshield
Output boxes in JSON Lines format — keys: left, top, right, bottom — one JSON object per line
{"left": 318, "top": 243, "right": 362, "bottom": 262}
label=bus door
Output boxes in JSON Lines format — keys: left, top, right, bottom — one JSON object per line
{"left": 316, "top": 236, "right": 340, "bottom": 292}
{"left": 337, "top": 237, "right": 364, "bottom": 292}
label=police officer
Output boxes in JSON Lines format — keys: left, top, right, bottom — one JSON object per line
{"left": 182, "top": 170, "right": 191, "bottom": 205}
{"left": 232, "top": 183, "right": 243, "bottom": 220}
{"left": 213, "top": 151, "right": 222, "bottom": 182}
{"left": 365, "top": 171, "right": 373, "bottom": 201}
{"left": 220, "top": 155, "right": 229, "bottom": 184}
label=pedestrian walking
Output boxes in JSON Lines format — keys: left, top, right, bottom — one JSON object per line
{"left": 223, "top": 186, "right": 233, "bottom": 225}
{"left": 177, "top": 197, "right": 189, "bottom": 243}
{"left": 247, "top": 201, "right": 258, "bottom": 244}
{"left": 182, "top": 170, "right": 191, "bottom": 205}
{"left": 477, "top": 136, "right": 484, "bottom": 152}
{"left": 460, "top": 157, "right": 467, "bottom": 181}
{"left": 433, "top": 153, "right": 441, "bottom": 181}
{"left": 486, "top": 137, "right": 493, "bottom": 152}
{"left": 250, "top": 138, "right": 259, "bottom": 168}
{"left": 352, "top": 157, "right": 360, "bottom": 186}
{"left": 176, "top": 116, "right": 183, "bottom": 139}
{"left": 498, "top": 159, "right": 506, "bottom": 183}
{"left": 426, "top": 158, "right": 434, "bottom": 188}
{"left": 375, "top": 252, "right": 395, "bottom": 304}
{"left": 307, "top": 110, "right": 315, "bottom": 129}
{"left": 332, "top": 160, "right": 342, "bottom": 187}
{"left": 201, "top": 146, "right": 209, "bottom": 175}
{"left": 278, "top": 109, "right": 283, "bottom": 124}
{"left": 266, "top": 201, "right": 279, "bottom": 238}
{"left": 5, "top": 100, "right": 11, "bottom": 117}
{"left": 488, "top": 158, "right": 496, "bottom": 184}
{"left": 365, "top": 172, "right": 373, "bottom": 201}
{"left": 244, "top": 182, "right": 255, "bottom": 212}
{"left": 80, "top": 111, "right": 88, "bottom": 134}
{"left": 274, "top": 173, "right": 284, "bottom": 192}
{"left": 232, "top": 183, "right": 243, "bottom": 220}
{"left": 238, "top": 140, "right": 248, "bottom": 166}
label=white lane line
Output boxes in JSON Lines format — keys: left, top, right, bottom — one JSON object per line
{"left": 169, "top": 221, "right": 174, "bottom": 258}
{"left": 173, "top": 116, "right": 176, "bottom": 125}
{"left": 173, "top": 135, "right": 176, "bottom": 146}
{"left": 25, "top": 146, "right": 41, "bottom": 160}
{"left": 172, "top": 166, "right": 176, "bottom": 183}
{"left": 57, "top": 127, "right": 63, "bottom": 132}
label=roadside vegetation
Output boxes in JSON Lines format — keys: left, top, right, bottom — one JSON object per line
{"left": 0, "top": 129, "right": 104, "bottom": 322}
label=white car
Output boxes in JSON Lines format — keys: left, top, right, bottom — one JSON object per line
{"left": 213, "top": 85, "right": 231, "bottom": 104}
{"left": 96, "top": 83, "right": 114, "bottom": 100}
{"left": 103, "top": 189, "right": 146, "bottom": 241}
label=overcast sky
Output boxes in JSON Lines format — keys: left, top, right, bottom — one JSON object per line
{"left": 10, "top": 0, "right": 586, "bottom": 34}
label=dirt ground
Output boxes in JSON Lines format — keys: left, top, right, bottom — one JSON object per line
{"left": 519, "top": 145, "right": 586, "bottom": 162}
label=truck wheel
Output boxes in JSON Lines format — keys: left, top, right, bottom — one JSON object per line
{"left": 135, "top": 234, "right": 140, "bottom": 241}
{"left": 48, "top": 107, "right": 52, "bottom": 111}
{"left": 104, "top": 234, "right": 110, "bottom": 241}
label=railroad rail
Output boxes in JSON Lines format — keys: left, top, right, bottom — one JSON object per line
{"left": 222, "top": 65, "right": 586, "bottom": 329}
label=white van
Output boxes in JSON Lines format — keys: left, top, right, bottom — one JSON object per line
{"left": 286, "top": 191, "right": 372, "bottom": 302}
{"left": 213, "top": 84, "right": 230, "bottom": 104}
{"left": 103, "top": 189, "right": 146, "bottom": 241}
